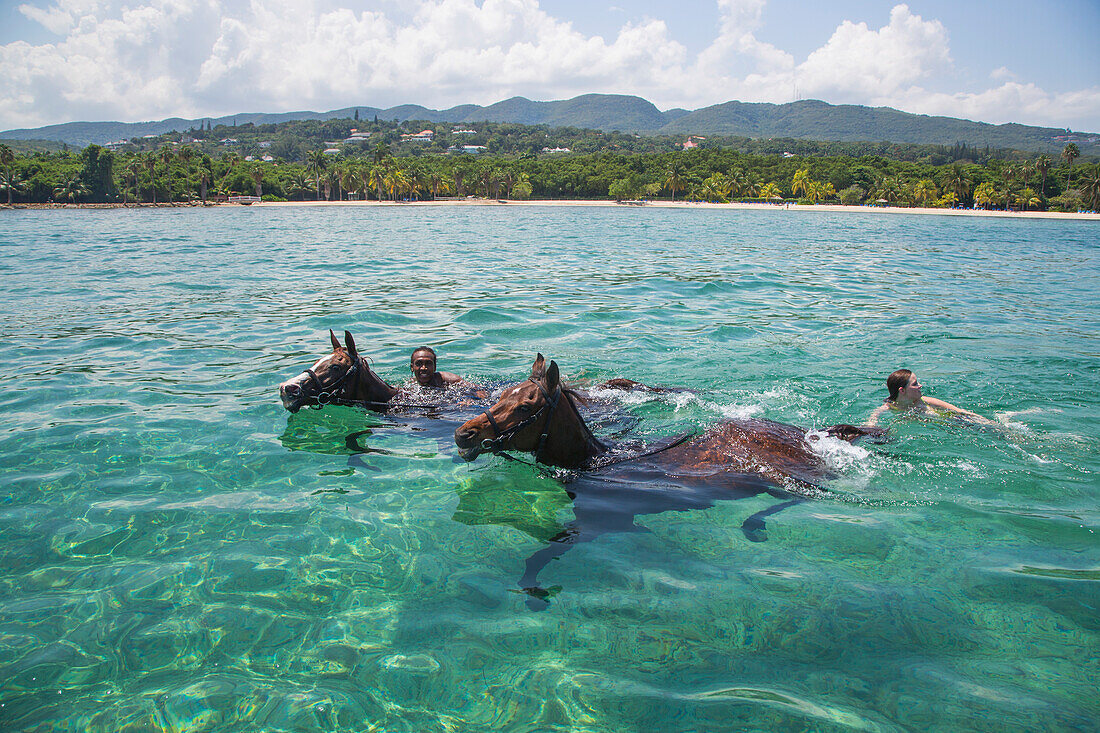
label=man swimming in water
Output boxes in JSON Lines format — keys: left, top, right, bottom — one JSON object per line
{"left": 868, "top": 368, "right": 990, "bottom": 425}
{"left": 410, "top": 346, "right": 466, "bottom": 389}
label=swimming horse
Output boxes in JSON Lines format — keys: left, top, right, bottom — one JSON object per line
{"left": 454, "top": 354, "right": 884, "bottom": 609}
{"left": 278, "top": 331, "right": 402, "bottom": 413}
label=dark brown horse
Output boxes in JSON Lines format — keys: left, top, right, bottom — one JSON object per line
{"left": 279, "top": 330, "right": 401, "bottom": 413}
{"left": 454, "top": 354, "right": 883, "bottom": 609}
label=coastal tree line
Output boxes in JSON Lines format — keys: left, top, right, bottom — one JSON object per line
{"left": 1, "top": 140, "right": 1097, "bottom": 212}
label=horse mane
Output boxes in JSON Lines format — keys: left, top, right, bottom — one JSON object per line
{"left": 558, "top": 386, "right": 607, "bottom": 455}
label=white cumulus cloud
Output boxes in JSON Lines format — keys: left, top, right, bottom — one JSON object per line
{"left": 1, "top": 0, "right": 1098, "bottom": 133}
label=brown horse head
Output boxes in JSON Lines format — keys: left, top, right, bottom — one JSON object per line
{"left": 454, "top": 354, "right": 603, "bottom": 468}
{"left": 279, "top": 330, "right": 398, "bottom": 412}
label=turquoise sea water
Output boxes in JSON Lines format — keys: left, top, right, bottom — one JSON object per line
{"left": 0, "top": 205, "right": 1097, "bottom": 732}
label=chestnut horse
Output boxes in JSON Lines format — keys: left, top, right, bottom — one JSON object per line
{"left": 454, "top": 354, "right": 883, "bottom": 609}
{"left": 279, "top": 330, "right": 401, "bottom": 413}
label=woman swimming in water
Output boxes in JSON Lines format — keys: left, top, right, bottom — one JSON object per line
{"left": 867, "top": 369, "right": 991, "bottom": 425}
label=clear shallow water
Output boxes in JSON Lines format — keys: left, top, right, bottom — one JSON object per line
{"left": 0, "top": 206, "right": 1097, "bottom": 732}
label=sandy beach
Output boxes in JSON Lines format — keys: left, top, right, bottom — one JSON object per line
{"left": 5, "top": 199, "right": 1098, "bottom": 220}
{"left": 248, "top": 198, "right": 1100, "bottom": 221}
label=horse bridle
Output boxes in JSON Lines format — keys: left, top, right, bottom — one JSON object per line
{"left": 300, "top": 357, "right": 362, "bottom": 406}
{"left": 479, "top": 379, "right": 561, "bottom": 461}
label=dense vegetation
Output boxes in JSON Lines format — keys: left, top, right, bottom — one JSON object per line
{"left": 4, "top": 94, "right": 1096, "bottom": 154}
{"left": 1, "top": 117, "right": 1097, "bottom": 213}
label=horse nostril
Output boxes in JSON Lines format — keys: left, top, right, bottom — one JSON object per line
{"left": 283, "top": 383, "right": 300, "bottom": 396}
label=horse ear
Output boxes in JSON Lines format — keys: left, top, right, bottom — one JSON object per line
{"left": 344, "top": 331, "right": 359, "bottom": 358}
{"left": 530, "top": 353, "right": 546, "bottom": 379}
{"left": 330, "top": 330, "right": 341, "bottom": 351}
{"left": 545, "top": 360, "right": 560, "bottom": 390}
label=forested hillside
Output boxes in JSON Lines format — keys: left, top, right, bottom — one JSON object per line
{"left": 2, "top": 94, "right": 1095, "bottom": 154}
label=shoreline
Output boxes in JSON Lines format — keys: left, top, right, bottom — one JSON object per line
{"left": 3, "top": 199, "right": 1098, "bottom": 221}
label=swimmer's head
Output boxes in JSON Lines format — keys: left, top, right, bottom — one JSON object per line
{"left": 886, "top": 369, "right": 913, "bottom": 402}
{"left": 411, "top": 346, "right": 439, "bottom": 386}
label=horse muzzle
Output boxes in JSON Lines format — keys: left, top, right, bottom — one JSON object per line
{"left": 454, "top": 425, "right": 489, "bottom": 462}
{"left": 279, "top": 380, "right": 309, "bottom": 413}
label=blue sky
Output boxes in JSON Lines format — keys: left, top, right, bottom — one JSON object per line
{"left": 1, "top": 0, "right": 1097, "bottom": 132}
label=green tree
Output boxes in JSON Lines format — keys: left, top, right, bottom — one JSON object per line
{"left": 942, "top": 164, "right": 970, "bottom": 205}
{"left": 511, "top": 172, "right": 532, "bottom": 200}
{"left": 1018, "top": 187, "right": 1041, "bottom": 212}
{"left": 306, "top": 150, "right": 327, "bottom": 199}
{"left": 198, "top": 155, "right": 213, "bottom": 203}
{"left": 159, "top": 146, "right": 174, "bottom": 203}
{"left": 1080, "top": 166, "right": 1100, "bottom": 211}
{"left": 1062, "top": 142, "right": 1080, "bottom": 189}
{"left": 78, "top": 144, "right": 115, "bottom": 202}
{"left": 250, "top": 165, "right": 264, "bottom": 198}
{"left": 664, "top": 159, "right": 685, "bottom": 202}
{"left": 912, "top": 178, "right": 938, "bottom": 206}
{"left": 143, "top": 153, "right": 157, "bottom": 203}
{"left": 973, "top": 181, "right": 996, "bottom": 209}
{"left": 1035, "top": 154, "right": 1052, "bottom": 197}
{"left": 0, "top": 168, "right": 23, "bottom": 205}
{"left": 790, "top": 167, "right": 811, "bottom": 198}
{"left": 758, "top": 181, "right": 784, "bottom": 201}
{"left": 177, "top": 146, "right": 196, "bottom": 200}
{"left": 838, "top": 185, "right": 865, "bottom": 205}
{"left": 53, "top": 175, "right": 89, "bottom": 203}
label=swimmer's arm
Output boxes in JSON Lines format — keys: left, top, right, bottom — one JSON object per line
{"left": 866, "top": 403, "right": 891, "bottom": 427}
{"left": 924, "top": 397, "right": 993, "bottom": 424}
{"left": 442, "top": 372, "right": 490, "bottom": 400}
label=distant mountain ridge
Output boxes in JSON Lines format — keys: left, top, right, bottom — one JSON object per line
{"left": 2, "top": 94, "right": 1095, "bottom": 154}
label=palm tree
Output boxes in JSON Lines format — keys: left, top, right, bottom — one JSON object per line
{"left": 198, "top": 156, "right": 213, "bottom": 203}
{"left": 407, "top": 165, "right": 427, "bottom": 201}
{"left": 123, "top": 159, "right": 141, "bottom": 203}
{"left": 250, "top": 165, "right": 263, "bottom": 198}
{"left": 912, "top": 178, "right": 938, "bottom": 207}
{"left": 428, "top": 171, "right": 452, "bottom": 200}
{"left": 372, "top": 142, "right": 391, "bottom": 164}
{"left": 370, "top": 164, "right": 386, "bottom": 201}
{"left": 0, "top": 143, "right": 14, "bottom": 202}
{"left": 1001, "top": 164, "right": 1018, "bottom": 209}
{"left": 1035, "top": 154, "right": 1052, "bottom": 197}
{"left": 306, "top": 150, "right": 327, "bottom": 200}
{"left": 452, "top": 167, "right": 465, "bottom": 197}
{"left": 511, "top": 172, "right": 532, "bottom": 200}
{"left": 1018, "top": 187, "right": 1042, "bottom": 212}
{"left": 385, "top": 167, "right": 410, "bottom": 200}
{"left": 1018, "top": 160, "right": 1033, "bottom": 189}
{"left": 701, "top": 173, "right": 731, "bottom": 202}
{"left": 0, "top": 168, "right": 23, "bottom": 205}
{"left": 177, "top": 146, "right": 195, "bottom": 201}
{"left": 973, "top": 181, "right": 996, "bottom": 209}
{"left": 1062, "top": 143, "right": 1080, "bottom": 189}
{"left": 1080, "top": 166, "right": 1100, "bottom": 211}
{"left": 339, "top": 164, "right": 358, "bottom": 200}
{"left": 143, "top": 153, "right": 157, "bottom": 203}
{"left": 53, "top": 176, "right": 88, "bottom": 203}
{"left": 286, "top": 172, "right": 311, "bottom": 201}
{"left": 942, "top": 164, "right": 970, "bottom": 206}
{"left": 159, "top": 146, "right": 174, "bottom": 203}
{"left": 758, "top": 182, "right": 783, "bottom": 201}
{"left": 664, "top": 160, "right": 685, "bottom": 202}
{"left": 790, "top": 168, "right": 811, "bottom": 198}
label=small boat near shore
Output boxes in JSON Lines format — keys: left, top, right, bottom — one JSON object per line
{"left": 228, "top": 195, "right": 261, "bottom": 205}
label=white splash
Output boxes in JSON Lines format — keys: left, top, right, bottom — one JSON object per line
{"left": 804, "top": 430, "right": 871, "bottom": 472}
